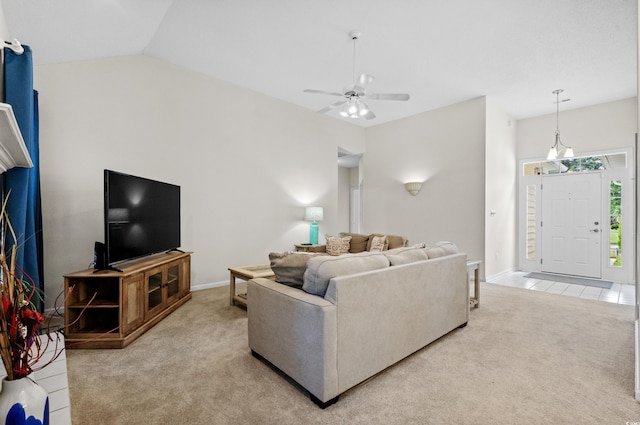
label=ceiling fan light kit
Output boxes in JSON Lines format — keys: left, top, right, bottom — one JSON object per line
{"left": 339, "top": 97, "right": 370, "bottom": 119}
{"left": 304, "top": 31, "right": 410, "bottom": 121}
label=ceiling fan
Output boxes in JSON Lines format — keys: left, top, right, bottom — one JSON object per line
{"left": 304, "top": 31, "right": 410, "bottom": 120}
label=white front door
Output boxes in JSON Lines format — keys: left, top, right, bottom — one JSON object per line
{"left": 541, "top": 173, "right": 602, "bottom": 278}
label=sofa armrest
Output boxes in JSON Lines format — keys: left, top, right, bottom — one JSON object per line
{"left": 247, "top": 278, "right": 339, "bottom": 402}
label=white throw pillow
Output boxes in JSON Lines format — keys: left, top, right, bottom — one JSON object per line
{"left": 325, "top": 234, "right": 352, "bottom": 256}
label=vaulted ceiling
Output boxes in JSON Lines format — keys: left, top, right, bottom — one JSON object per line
{"left": 2, "top": 0, "right": 637, "bottom": 127}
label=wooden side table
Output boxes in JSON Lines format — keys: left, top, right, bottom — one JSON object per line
{"left": 294, "top": 244, "right": 326, "bottom": 252}
{"left": 467, "top": 260, "right": 482, "bottom": 308}
{"left": 228, "top": 264, "right": 275, "bottom": 307}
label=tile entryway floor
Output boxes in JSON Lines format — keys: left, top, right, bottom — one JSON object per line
{"left": 488, "top": 271, "right": 635, "bottom": 306}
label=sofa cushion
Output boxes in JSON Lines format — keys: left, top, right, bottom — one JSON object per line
{"left": 384, "top": 247, "right": 428, "bottom": 265}
{"left": 339, "top": 232, "right": 370, "bottom": 253}
{"left": 269, "top": 251, "right": 323, "bottom": 288}
{"left": 325, "top": 234, "right": 352, "bottom": 256}
{"left": 302, "top": 252, "right": 390, "bottom": 297}
{"left": 423, "top": 241, "right": 459, "bottom": 259}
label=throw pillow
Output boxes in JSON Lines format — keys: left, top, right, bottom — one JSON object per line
{"left": 338, "top": 232, "right": 370, "bottom": 253}
{"left": 269, "top": 251, "right": 323, "bottom": 288}
{"left": 365, "top": 234, "right": 390, "bottom": 251}
{"left": 302, "top": 252, "right": 390, "bottom": 297}
{"left": 385, "top": 234, "right": 408, "bottom": 249}
{"left": 369, "top": 235, "right": 387, "bottom": 252}
{"left": 325, "top": 234, "right": 352, "bottom": 256}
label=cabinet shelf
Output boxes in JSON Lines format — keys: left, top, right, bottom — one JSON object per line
{"left": 64, "top": 251, "right": 192, "bottom": 349}
{"left": 76, "top": 325, "right": 119, "bottom": 334}
{"left": 68, "top": 298, "right": 119, "bottom": 309}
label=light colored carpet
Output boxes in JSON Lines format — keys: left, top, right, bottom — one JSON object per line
{"left": 67, "top": 282, "right": 638, "bottom": 424}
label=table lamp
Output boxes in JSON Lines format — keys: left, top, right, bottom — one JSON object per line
{"left": 304, "top": 206, "right": 324, "bottom": 245}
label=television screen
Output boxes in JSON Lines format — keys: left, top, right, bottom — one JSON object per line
{"left": 104, "top": 170, "right": 181, "bottom": 265}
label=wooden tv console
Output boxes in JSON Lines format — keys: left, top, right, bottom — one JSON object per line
{"left": 64, "top": 251, "right": 192, "bottom": 349}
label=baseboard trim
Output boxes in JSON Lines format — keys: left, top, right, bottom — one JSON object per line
{"left": 485, "top": 268, "right": 516, "bottom": 283}
{"left": 191, "top": 280, "right": 228, "bottom": 291}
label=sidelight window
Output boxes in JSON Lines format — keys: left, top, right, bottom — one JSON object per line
{"left": 609, "top": 180, "right": 622, "bottom": 267}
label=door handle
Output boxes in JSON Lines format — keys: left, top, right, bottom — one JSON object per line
{"left": 590, "top": 229, "right": 600, "bottom": 233}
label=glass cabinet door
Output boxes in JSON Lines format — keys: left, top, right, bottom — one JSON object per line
{"left": 166, "top": 264, "right": 180, "bottom": 299}
{"left": 147, "top": 270, "right": 163, "bottom": 311}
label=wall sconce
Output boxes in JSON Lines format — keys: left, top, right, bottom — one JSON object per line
{"left": 304, "top": 206, "right": 324, "bottom": 245}
{"left": 404, "top": 182, "right": 423, "bottom": 196}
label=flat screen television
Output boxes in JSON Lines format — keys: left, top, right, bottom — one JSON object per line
{"left": 104, "top": 170, "right": 181, "bottom": 267}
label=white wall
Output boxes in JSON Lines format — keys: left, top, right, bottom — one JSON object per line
{"left": 634, "top": 0, "right": 639, "bottom": 401}
{"left": 15, "top": 27, "right": 637, "bottom": 310}
{"left": 363, "top": 97, "right": 487, "bottom": 264}
{"left": 0, "top": 6, "right": 8, "bottom": 40}
{"left": 0, "top": 6, "right": 8, "bottom": 103}
{"left": 34, "top": 55, "right": 365, "bottom": 307}
{"left": 517, "top": 98, "right": 637, "bottom": 159}
{"left": 337, "top": 165, "right": 350, "bottom": 232}
{"left": 485, "top": 100, "right": 517, "bottom": 278}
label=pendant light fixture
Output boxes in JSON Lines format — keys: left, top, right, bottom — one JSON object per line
{"left": 547, "top": 89, "right": 574, "bottom": 160}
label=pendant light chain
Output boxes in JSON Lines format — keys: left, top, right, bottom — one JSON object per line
{"left": 555, "top": 90, "right": 560, "bottom": 135}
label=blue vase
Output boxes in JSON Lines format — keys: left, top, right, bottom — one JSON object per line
{"left": 309, "top": 221, "right": 319, "bottom": 245}
{"left": 0, "top": 377, "right": 49, "bottom": 425}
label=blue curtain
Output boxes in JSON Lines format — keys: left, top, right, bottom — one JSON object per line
{"left": 3, "top": 46, "right": 44, "bottom": 312}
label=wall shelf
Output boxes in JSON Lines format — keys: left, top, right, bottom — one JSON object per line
{"left": 0, "top": 102, "right": 33, "bottom": 173}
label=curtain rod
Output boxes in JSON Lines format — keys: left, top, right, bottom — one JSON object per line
{"left": 4, "top": 39, "right": 24, "bottom": 55}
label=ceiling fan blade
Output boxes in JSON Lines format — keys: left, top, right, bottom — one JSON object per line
{"left": 365, "top": 93, "right": 410, "bottom": 101}
{"left": 358, "top": 73, "right": 375, "bottom": 86}
{"left": 304, "top": 89, "right": 345, "bottom": 97}
{"left": 317, "top": 100, "right": 347, "bottom": 114}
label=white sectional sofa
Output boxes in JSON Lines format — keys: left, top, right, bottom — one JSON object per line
{"left": 247, "top": 243, "right": 469, "bottom": 408}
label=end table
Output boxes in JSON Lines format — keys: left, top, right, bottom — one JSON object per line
{"left": 228, "top": 264, "right": 275, "bottom": 308}
{"left": 294, "top": 244, "right": 326, "bottom": 253}
{"left": 466, "top": 260, "right": 482, "bottom": 308}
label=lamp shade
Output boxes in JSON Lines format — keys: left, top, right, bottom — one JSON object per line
{"left": 304, "top": 206, "right": 324, "bottom": 222}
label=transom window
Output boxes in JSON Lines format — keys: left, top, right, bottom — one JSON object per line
{"left": 522, "top": 153, "right": 627, "bottom": 176}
